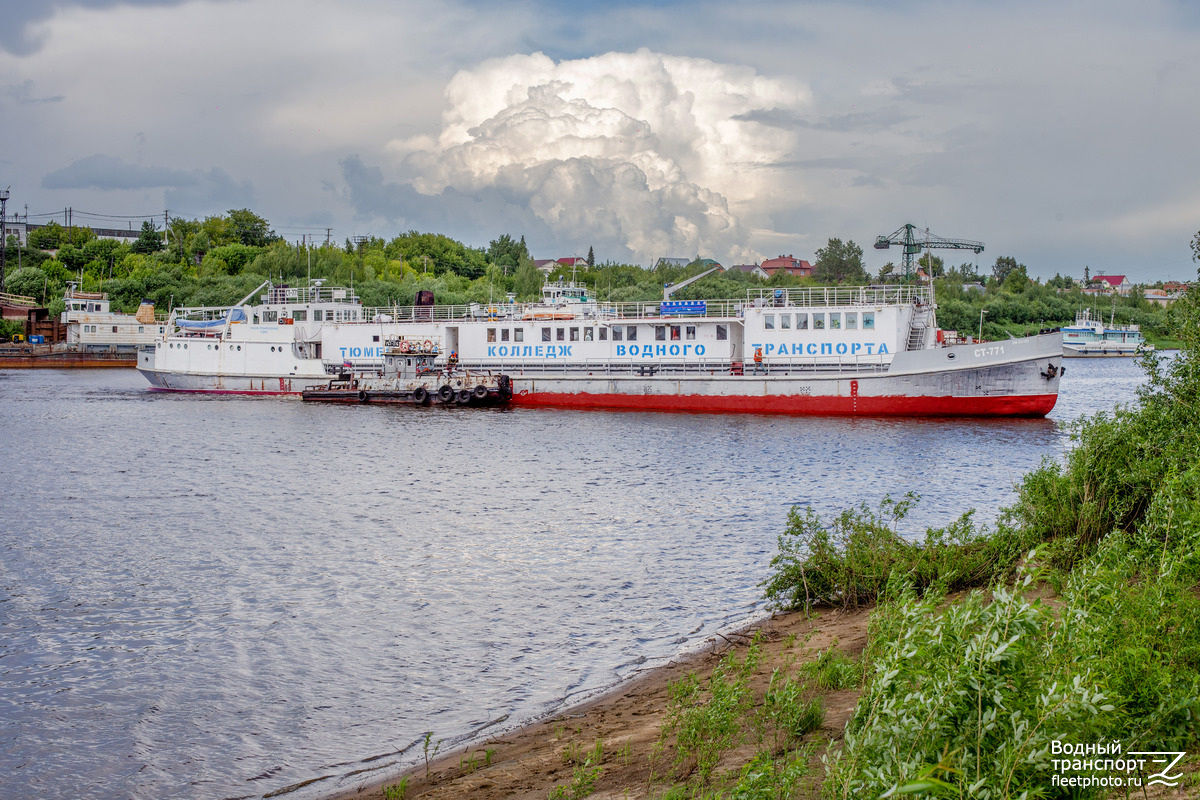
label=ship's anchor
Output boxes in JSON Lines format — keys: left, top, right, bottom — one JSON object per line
{"left": 1040, "top": 363, "right": 1059, "bottom": 380}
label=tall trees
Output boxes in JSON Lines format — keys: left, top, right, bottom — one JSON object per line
{"left": 130, "top": 220, "right": 165, "bottom": 254}
{"left": 992, "top": 256, "right": 1022, "bottom": 285}
{"left": 3, "top": 266, "right": 47, "bottom": 299}
{"left": 486, "top": 233, "right": 530, "bottom": 271}
{"left": 917, "top": 252, "right": 944, "bottom": 277}
{"left": 28, "top": 222, "right": 63, "bottom": 250}
{"left": 28, "top": 221, "right": 93, "bottom": 250}
{"left": 514, "top": 258, "right": 543, "bottom": 299}
{"left": 386, "top": 230, "right": 488, "bottom": 279}
{"left": 227, "top": 208, "right": 280, "bottom": 247}
{"left": 813, "top": 238, "right": 868, "bottom": 284}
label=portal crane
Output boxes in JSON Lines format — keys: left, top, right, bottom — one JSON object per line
{"left": 874, "top": 223, "right": 984, "bottom": 281}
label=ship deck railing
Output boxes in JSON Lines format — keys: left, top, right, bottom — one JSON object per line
{"left": 258, "top": 286, "right": 361, "bottom": 305}
{"left": 166, "top": 285, "right": 926, "bottom": 327}
{"left": 357, "top": 286, "right": 926, "bottom": 325}
{"left": 0, "top": 291, "right": 40, "bottom": 307}
{"left": 455, "top": 357, "right": 892, "bottom": 377}
{"left": 746, "top": 285, "right": 926, "bottom": 307}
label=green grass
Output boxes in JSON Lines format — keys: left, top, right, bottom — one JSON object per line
{"left": 649, "top": 634, "right": 828, "bottom": 798}
{"left": 799, "top": 643, "right": 860, "bottom": 691}
{"left": 656, "top": 640, "right": 761, "bottom": 786}
{"left": 382, "top": 777, "right": 407, "bottom": 800}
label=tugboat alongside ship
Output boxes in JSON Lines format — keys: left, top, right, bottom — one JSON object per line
{"left": 137, "top": 278, "right": 1065, "bottom": 417}
{"left": 301, "top": 336, "right": 512, "bottom": 406}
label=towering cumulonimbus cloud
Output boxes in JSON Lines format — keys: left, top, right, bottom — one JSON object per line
{"left": 384, "top": 49, "right": 809, "bottom": 264}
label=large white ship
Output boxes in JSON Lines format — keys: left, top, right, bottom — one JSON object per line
{"left": 137, "top": 279, "right": 1063, "bottom": 416}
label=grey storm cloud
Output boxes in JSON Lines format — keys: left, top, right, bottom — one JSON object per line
{"left": 735, "top": 106, "right": 914, "bottom": 133}
{"left": 164, "top": 169, "right": 256, "bottom": 216}
{"left": 43, "top": 154, "right": 196, "bottom": 190}
{"left": 42, "top": 154, "right": 254, "bottom": 213}
{"left": 0, "top": 1, "right": 199, "bottom": 56}
{"left": 341, "top": 155, "right": 575, "bottom": 258}
{"left": 3, "top": 80, "right": 64, "bottom": 104}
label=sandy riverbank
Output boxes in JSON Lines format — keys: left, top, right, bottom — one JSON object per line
{"left": 323, "top": 605, "right": 872, "bottom": 800}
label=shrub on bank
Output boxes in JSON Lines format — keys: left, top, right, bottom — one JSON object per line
{"left": 761, "top": 494, "right": 1034, "bottom": 612}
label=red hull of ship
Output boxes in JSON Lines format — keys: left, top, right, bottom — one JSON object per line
{"left": 509, "top": 391, "right": 1058, "bottom": 418}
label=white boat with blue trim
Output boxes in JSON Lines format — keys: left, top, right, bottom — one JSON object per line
{"left": 1061, "top": 308, "right": 1152, "bottom": 358}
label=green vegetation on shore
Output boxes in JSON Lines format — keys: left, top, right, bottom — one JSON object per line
{"left": 3, "top": 211, "right": 1190, "bottom": 349}
{"left": 743, "top": 270, "right": 1200, "bottom": 797}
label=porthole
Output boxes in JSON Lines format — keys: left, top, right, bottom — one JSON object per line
{"left": 947, "top": 352, "right": 956, "bottom": 360}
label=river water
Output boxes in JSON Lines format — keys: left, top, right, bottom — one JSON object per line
{"left": 0, "top": 357, "right": 1154, "bottom": 799}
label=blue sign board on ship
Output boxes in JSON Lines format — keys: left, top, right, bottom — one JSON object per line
{"left": 660, "top": 300, "right": 707, "bottom": 316}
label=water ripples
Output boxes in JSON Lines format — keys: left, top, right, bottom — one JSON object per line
{"left": 0, "top": 359, "right": 1149, "bottom": 799}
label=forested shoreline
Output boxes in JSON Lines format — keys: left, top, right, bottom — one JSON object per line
{"left": 1, "top": 209, "right": 1187, "bottom": 348}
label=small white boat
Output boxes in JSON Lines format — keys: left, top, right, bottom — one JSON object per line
{"left": 1061, "top": 308, "right": 1152, "bottom": 358}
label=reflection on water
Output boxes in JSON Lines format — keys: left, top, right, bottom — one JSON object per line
{"left": 0, "top": 358, "right": 1152, "bottom": 799}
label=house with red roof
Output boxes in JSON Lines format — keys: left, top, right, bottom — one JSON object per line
{"left": 759, "top": 255, "right": 813, "bottom": 278}
{"left": 1090, "top": 274, "right": 1131, "bottom": 295}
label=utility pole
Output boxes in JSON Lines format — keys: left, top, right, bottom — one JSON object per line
{"left": 0, "top": 187, "right": 9, "bottom": 292}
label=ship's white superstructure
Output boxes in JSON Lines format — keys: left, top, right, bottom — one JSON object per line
{"left": 62, "top": 285, "right": 167, "bottom": 351}
{"left": 138, "top": 280, "right": 1063, "bottom": 417}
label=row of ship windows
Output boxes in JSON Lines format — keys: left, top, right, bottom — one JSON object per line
{"left": 168, "top": 343, "right": 261, "bottom": 352}
{"left": 763, "top": 312, "right": 875, "bottom": 331}
{"left": 486, "top": 324, "right": 732, "bottom": 344}
{"left": 82, "top": 325, "right": 165, "bottom": 333}
{"left": 261, "top": 309, "right": 358, "bottom": 323}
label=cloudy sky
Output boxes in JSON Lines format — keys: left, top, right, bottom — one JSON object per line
{"left": 2, "top": 0, "right": 1198, "bottom": 281}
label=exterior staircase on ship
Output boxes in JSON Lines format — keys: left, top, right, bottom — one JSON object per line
{"left": 906, "top": 304, "right": 933, "bottom": 351}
